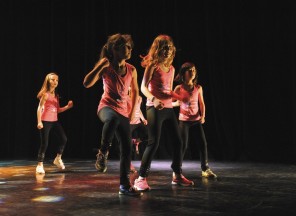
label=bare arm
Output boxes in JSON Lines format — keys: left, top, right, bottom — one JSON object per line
{"left": 139, "top": 109, "right": 146, "bottom": 121}
{"left": 141, "top": 64, "right": 164, "bottom": 109}
{"left": 170, "top": 66, "right": 175, "bottom": 91}
{"left": 83, "top": 58, "right": 110, "bottom": 88}
{"left": 58, "top": 100, "right": 74, "bottom": 113}
{"left": 172, "top": 85, "right": 181, "bottom": 107}
{"left": 37, "top": 93, "right": 48, "bottom": 129}
{"left": 139, "top": 109, "right": 148, "bottom": 125}
{"left": 129, "top": 67, "right": 140, "bottom": 120}
{"left": 198, "top": 85, "right": 206, "bottom": 124}
{"left": 141, "top": 64, "right": 155, "bottom": 100}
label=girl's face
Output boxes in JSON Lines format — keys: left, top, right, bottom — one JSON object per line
{"left": 49, "top": 74, "right": 59, "bottom": 89}
{"left": 184, "top": 67, "right": 197, "bottom": 82}
{"left": 114, "top": 42, "right": 133, "bottom": 60}
{"left": 159, "top": 43, "right": 174, "bottom": 60}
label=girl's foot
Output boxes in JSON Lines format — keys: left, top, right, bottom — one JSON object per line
{"left": 36, "top": 165, "right": 45, "bottom": 174}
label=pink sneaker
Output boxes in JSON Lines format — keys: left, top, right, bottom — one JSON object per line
{"left": 134, "top": 178, "right": 151, "bottom": 191}
{"left": 172, "top": 173, "right": 194, "bottom": 186}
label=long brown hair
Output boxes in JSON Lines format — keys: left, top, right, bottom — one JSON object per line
{"left": 140, "top": 34, "right": 176, "bottom": 68}
{"left": 99, "top": 33, "right": 134, "bottom": 61}
{"left": 174, "top": 62, "right": 198, "bottom": 85}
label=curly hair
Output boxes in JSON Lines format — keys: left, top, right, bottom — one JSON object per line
{"left": 140, "top": 34, "right": 176, "bottom": 68}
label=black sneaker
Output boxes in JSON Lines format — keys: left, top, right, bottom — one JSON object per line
{"left": 119, "top": 185, "right": 143, "bottom": 196}
{"left": 95, "top": 150, "right": 108, "bottom": 173}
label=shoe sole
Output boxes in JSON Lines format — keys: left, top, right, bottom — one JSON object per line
{"left": 202, "top": 175, "right": 217, "bottom": 178}
{"left": 53, "top": 164, "right": 65, "bottom": 170}
{"left": 95, "top": 164, "right": 107, "bottom": 173}
{"left": 133, "top": 186, "right": 151, "bottom": 192}
{"left": 36, "top": 171, "right": 45, "bottom": 174}
{"left": 118, "top": 191, "right": 143, "bottom": 196}
{"left": 53, "top": 161, "right": 65, "bottom": 170}
{"left": 171, "top": 181, "right": 194, "bottom": 186}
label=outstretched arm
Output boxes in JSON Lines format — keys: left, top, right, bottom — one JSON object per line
{"left": 83, "top": 58, "right": 110, "bottom": 88}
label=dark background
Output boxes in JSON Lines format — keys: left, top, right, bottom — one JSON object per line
{"left": 1, "top": 0, "right": 295, "bottom": 163}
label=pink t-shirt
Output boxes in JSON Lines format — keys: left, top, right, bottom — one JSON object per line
{"left": 146, "top": 65, "right": 174, "bottom": 108}
{"left": 41, "top": 93, "right": 59, "bottom": 122}
{"left": 176, "top": 84, "right": 201, "bottom": 121}
{"left": 98, "top": 63, "right": 133, "bottom": 118}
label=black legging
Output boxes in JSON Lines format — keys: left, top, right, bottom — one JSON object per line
{"left": 179, "top": 120, "right": 209, "bottom": 171}
{"left": 38, "top": 121, "right": 67, "bottom": 162}
{"left": 130, "top": 122, "right": 148, "bottom": 141}
{"left": 98, "top": 107, "right": 131, "bottom": 186}
{"left": 139, "top": 107, "right": 183, "bottom": 177}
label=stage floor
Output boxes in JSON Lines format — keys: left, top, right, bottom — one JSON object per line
{"left": 0, "top": 159, "right": 296, "bottom": 216}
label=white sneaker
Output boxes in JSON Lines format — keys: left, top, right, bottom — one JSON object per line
{"left": 53, "top": 157, "right": 65, "bottom": 170}
{"left": 202, "top": 169, "right": 217, "bottom": 178}
{"left": 36, "top": 165, "right": 45, "bottom": 174}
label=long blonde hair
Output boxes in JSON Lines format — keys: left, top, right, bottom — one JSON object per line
{"left": 141, "top": 34, "right": 176, "bottom": 68}
{"left": 37, "top": 72, "right": 58, "bottom": 99}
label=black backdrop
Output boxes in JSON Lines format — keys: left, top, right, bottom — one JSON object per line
{"left": 1, "top": 0, "right": 295, "bottom": 163}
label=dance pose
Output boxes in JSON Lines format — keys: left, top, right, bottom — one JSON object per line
{"left": 83, "top": 33, "right": 142, "bottom": 196}
{"left": 36, "top": 72, "right": 73, "bottom": 174}
{"left": 172, "top": 62, "right": 217, "bottom": 178}
{"left": 134, "top": 34, "right": 194, "bottom": 191}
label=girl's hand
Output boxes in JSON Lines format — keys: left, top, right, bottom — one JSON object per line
{"left": 154, "top": 98, "right": 164, "bottom": 110}
{"left": 170, "top": 91, "right": 189, "bottom": 102}
{"left": 200, "top": 116, "right": 205, "bottom": 124}
{"left": 142, "top": 119, "right": 148, "bottom": 125}
{"left": 68, "top": 100, "right": 74, "bottom": 108}
{"left": 37, "top": 122, "right": 43, "bottom": 129}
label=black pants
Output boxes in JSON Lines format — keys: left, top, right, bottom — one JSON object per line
{"left": 38, "top": 121, "right": 67, "bottom": 162}
{"left": 98, "top": 107, "right": 131, "bottom": 186}
{"left": 139, "top": 107, "right": 183, "bottom": 177}
{"left": 179, "top": 121, "right": 209, "bottom": 171}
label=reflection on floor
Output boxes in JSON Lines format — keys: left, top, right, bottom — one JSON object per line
{"left": 1, "top": 159, "right": 296, "bottom": 216}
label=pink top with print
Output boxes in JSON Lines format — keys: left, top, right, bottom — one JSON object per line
{"left": 146, "top": 65, "right": 174, "bottom": 108}
{"left": 98, "top": 63, "right": 133, "bottom": 118}
{"left": 177, "top": 84, "right": 201, "bottom": 121}
{"left": 41, "top": 93, "right": 59, "bottom": 122}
